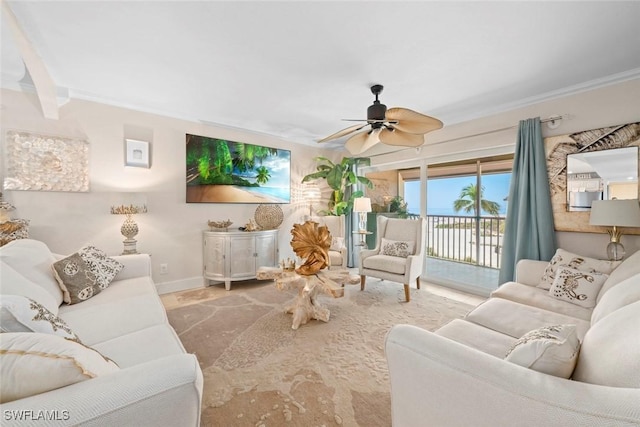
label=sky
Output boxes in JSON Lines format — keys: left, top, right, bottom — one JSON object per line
{"left": 404, "top": 172, "right": 511, "bottom": 216}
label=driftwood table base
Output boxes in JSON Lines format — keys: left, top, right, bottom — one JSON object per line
{"left": 257, "top": 267, "right": 360, "bottom": 330}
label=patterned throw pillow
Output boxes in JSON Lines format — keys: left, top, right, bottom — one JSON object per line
{"left": 505, "top": 324, "right": 580, "bottom": 378}
{"left": 78, "top": 246, "right": 123, "bottom": 289}
{"left": 51, "top": 246, "right": 124, "bottom": 305}
{"left": 381, "top": 238, "right": 415, "bottom": 258}
{"left": 52, "top": 253, "right": 100, "bottom": 304}
{"left": 0, "top": 332, "right": 119, "bottom": 403}
{"left": 537, "top": 249, "right": 620, "bottom": 290}
{"left": 330, "top": 236, "right": 345, "bottom": 252}
{"left": 548, "top": 266, "right": 608, "bottom": 308}
{"left": 0, "top": 295, "right": 81, "bottom": 342}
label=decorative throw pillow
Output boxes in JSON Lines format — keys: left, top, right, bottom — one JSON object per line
{"left": 330, "top": 236, "right": 345, "bottom": 252}
{"left": 505, "top": 324, "right": 580, "bottom": 378}
{"left": 0, "top": 332, "right": 119, "bottom": 403}
{"left": 0, "top": 295, "right": 81, "bottom": 342}
{"left": 548, "top": 266, "right": 608, "bottom": 308}
{"left": 381, "top": 238, "right": 415, "bottom": 258}
{"left": 78, "top": 246, "right": 124, "bottom": 289}
{"left": 52, "top": 253, "right": 101, "bottom": 304}
{"left": 537, "top": 249, "right": 620, "bottom": 290}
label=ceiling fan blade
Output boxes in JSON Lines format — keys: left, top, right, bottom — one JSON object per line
{"left": 379, "top": 128, "right": 424, "bottom": 147}
{"left": 345, "top": 129, "right": 381, "bottom": 155}
{"left": 386, "top": 107, "right": 443, "bottom": 134}
{"left": 317, "top": 123, "right": 368, "bottom": 143}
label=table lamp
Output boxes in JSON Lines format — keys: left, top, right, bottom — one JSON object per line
{"left": 589, "top": 199, "right": 640, "bottom": 261}
{"left": 353, "top": 197, "right": 372, "bottom": 232}
{"left": 110, "top": 193, "right": 147, "bottom": 255}
{"left": 303, "top": 183, "right": 321, "bottom": 219}
{"left": 0, "top": 192, "right": 15, "bottom": 222}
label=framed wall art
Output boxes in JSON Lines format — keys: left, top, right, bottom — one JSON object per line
{"left": 185, "top": 134, "right": 291, "bottom": 204}
{"left": 125, "top": 138, "right": 150, "bottom": 168}
{"left": 3, "top": 130, "right": 89, "bottom": 192}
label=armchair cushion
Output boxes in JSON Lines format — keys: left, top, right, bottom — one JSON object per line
{"left": 363, "top": 254, "right": 407, "bottom": 275}
{"left": 380, "top": 238, "right": 415, "bottom": 258}
{"left": 330, "top": 236, "right": 345, "bottom": 251}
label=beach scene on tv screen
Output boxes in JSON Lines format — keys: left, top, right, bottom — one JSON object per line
{"left": 186, "top": 134, "right": 291, "bottom": 203}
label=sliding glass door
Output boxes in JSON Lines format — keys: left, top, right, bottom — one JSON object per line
{"left": 401, "top": 155, "right": 512, "bottom": 295}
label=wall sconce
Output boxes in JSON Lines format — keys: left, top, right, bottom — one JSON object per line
{"left": 353, "top": 197, "right": 372, "bottom": 232}
{"left": 303, "top": 183, "right": 321, "bottom": 219}
{"left": 589, "top": 199, "right": 640, "bottom": 261}
{"left": 110, "top": 193, "right": 147, "bottom": 254}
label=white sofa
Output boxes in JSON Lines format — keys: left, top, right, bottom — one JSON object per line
{"left": 0, "top": 239, "right": 203, "bottom": 426}
{"left": 386, "top": 249, "right": 640, "bottom": 426}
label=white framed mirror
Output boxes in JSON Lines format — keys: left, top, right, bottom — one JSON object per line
{"left": 566, "top": 146, "right": 638, "bottom": 211}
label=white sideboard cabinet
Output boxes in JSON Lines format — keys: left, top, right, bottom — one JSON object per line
{"left": 203, "top": 229, "right": 279, "bottom": 290}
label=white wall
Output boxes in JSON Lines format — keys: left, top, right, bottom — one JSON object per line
{"left": 364, "top": 78, "right": 640, "bottom": 257}
{"left": 0, "top": 89, "right": 339, "bottom": 293}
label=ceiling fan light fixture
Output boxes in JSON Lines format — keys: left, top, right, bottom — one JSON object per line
{"left": 317, "top": 83, "right": 442, "bottom": 154}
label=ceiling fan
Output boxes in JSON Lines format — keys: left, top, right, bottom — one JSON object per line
{"left": 318, "top": 84, "right": 443, "bottom": 155}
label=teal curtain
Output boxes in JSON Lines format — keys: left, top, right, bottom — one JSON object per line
{"left": 498, "top": 117, "right": 556, "bottom": 284}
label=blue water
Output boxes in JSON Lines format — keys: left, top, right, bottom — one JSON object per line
{"left": 243, "top": 186, "right": 290, "bottom": 203}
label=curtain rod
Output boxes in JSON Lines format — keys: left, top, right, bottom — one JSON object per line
{"left": 430, "top": 114, "right": 567, "bottom": 146}
{"left": 368, "top": 115, "right": 568, "bottom": 158}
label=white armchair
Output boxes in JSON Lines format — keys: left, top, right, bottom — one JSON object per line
{"left": 359, "top": 216, "right": 426, "bottom": 302}
{"left": 317, "top": 215, "right": 347, "bottom": 268}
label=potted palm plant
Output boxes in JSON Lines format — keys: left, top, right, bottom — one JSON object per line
{"left": 302, "top": 157, "right": 373, "bottom": 216}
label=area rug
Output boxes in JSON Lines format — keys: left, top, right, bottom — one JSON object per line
{"left": 167, "top": 280, "right": 474, "bottom": 427}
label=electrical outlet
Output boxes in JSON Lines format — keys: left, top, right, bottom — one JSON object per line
{"left": 160, "top": 263, "right": 168, "bottom": 274}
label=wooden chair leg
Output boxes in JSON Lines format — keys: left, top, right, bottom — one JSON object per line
{"left": 403, "top": 284, "right": 410, "bottom": 302}
{"left": 360, "top": 275, "right": 366, "bottom": 291}
{"left": 416, "top": 276, "right": 420, "bottom": 290}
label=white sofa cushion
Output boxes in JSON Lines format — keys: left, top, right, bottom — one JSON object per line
{"left": 435, "top": 319, "right": 517, "bottom": 358}
{"left": 491, "top": 282, "right": 592, "bottom": 321}
{"left": 362, "top": 254, "right": 407, "bottom": 275}
{"left": 505, "top": 324, "right": 580, "bottom": 378}
{"left": 0, "top": 239, "right": 63, "bottom": 306}
{"left": 58, "top": 277, "right": 167, "bottom": 346}
{"left": 538, "top": 248, "right": 619, "bottom": 290}
{"left": 548, "top": 266, "right": 608, "bottom": 308}
{"left": 597, "top": 249, "right": 640, "bottom": 303}
{"left": 0, "top": 332, "right": 119, "bottom": 403}
{"left": 573, "top": 300, "right": 640, "bottom": 387}
{"left": 591, "top": 275, "right": 640, "bottom": 325}
{"left": 465, "top": 297, "right": 590, "bottom": 341}
{"left": 328, "top": 250, "right": 343, "bottom": 267}
{"left": 0, "top": 295, "right": 81, "bottom": 342}
{"left": 92, "top": 324, "right": 187, "bottom": 368}
{"left": 0, "top": 262, "right": 59, "bottom": 314}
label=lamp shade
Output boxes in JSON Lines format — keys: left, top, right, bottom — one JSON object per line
{"left": 353, "top": 197, "right": 372, "bottom": 213}
{"left": 303, "top": 183, "right": 321, "bottom": 202}
{"left": 589, "top": 199, "right": 640, "bottom": 227}
{"left": 110, "top": 193, "right": 148, "bottom": 215}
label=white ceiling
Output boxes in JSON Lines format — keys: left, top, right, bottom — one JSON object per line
{"left": 2, "top": 1, "right": 640, "bottom": 153}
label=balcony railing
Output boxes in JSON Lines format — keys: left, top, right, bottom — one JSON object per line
{"left": 426, "top": 214, "right": 505, "bottom": 269}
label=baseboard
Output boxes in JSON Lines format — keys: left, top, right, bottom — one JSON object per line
{"left": 156, "top": 276, "right": 205, "bottom": 295}
{"left": 422, "top": 275, "right": 492, "bottom": 298}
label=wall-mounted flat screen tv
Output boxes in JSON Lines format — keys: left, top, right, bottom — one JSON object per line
{"left": 186, "top": 134, "right": 291, "bottom": 203}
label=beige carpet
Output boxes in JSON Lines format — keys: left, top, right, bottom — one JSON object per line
{"left": 167, "top": 279, "right": 474, "bottom": 427}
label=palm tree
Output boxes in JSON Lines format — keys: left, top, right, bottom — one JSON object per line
{"left": 255, "top": 166, "right": 271, "bottom": 185}
{"left": 453, "top": 183, "right": 500, "bottom": 216}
